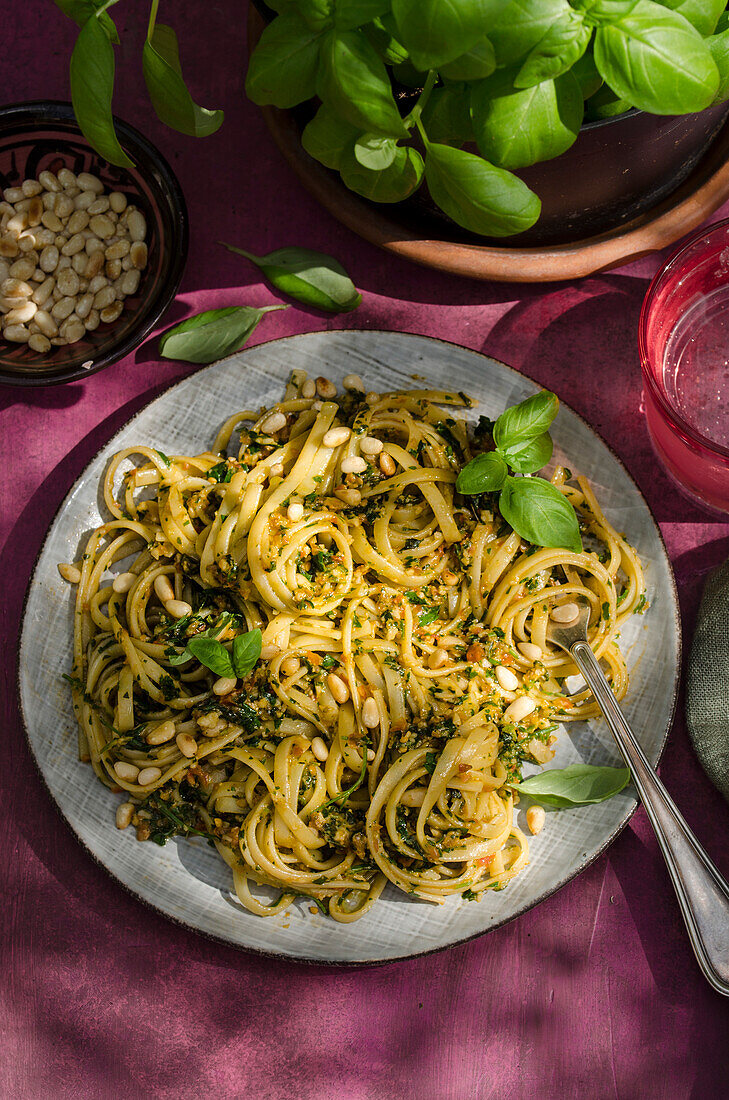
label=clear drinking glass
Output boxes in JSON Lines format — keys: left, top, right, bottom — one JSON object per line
{"left": 639, "top": 219, "right": 729, "bottom": 515}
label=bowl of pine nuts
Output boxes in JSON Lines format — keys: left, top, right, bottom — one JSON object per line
{"left": 0, "top": 101, "right": 188, "bottom": 386}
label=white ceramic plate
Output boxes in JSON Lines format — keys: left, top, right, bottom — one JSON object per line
{"left": 19, "top": 331, "right": 680, "bottom": 964}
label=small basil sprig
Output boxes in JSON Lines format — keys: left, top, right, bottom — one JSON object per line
{"left": 510, "top": 763, "right": 631, "bottom": 807}
{"left": 184, "top": 628, "right": 262, "bottom": 680}
{"left": 220, "top": 243, "right": 361, "bottom": 314}
{"left": 159, "top": 305, "right": 287, "bottom": 364}
{"left": 456, "top": 390, "right": 582, "bottom": 554}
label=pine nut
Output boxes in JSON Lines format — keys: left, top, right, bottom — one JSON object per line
{"left": 379, "top": 452, "right": 396, "bottom": 476}
{"left": 401, "top": 788, "right": 426, "bottom": 808}
{"left": 526, "top": 805, "right": 546, "bottom": 835}
{"left": 72, "top": 252, "right": 88, "bottom": 274}
{"left": 22, "top": 179, "right": 43, "bottom": 197}
{"left": 316, "top": 376, "right": 337, "bottom": 399}
{"left": 58, "top": 562, "right": 81, "bottom": 584}
{"left": 39, "top": 244, "right": 59, "bottom": 273}
{"left": 109, "top": 191, "right": 127, "bottom": 213}
{"left": 341, "top": 456, "right": 367, "bottom": 474}
{"left": 56, "top": 268, "right": 79, "bottom": 296}
{"left": 2, "top": 276, "right": 32, "bottom": 298}
{"left": 55, "top": 194, "right": 74, "bottom": 220}
{"left": 127, "top": 210, "right": 146, "bottom": 241}
{"left": 362, "top": 697, "right": 379, "bottom": 728}
{"left": 213, "top": 676, "right": 237, "bottom": 695}
{"left": 130, "top": 240, "right": 147, "bottom": 269}
{"left": 327, "top": 673, "right": 350, "bottom": 703}
{"left": 343, "top": 373, "right": 365, "bottom": 391}
{"left": 495, "top": 665, "right": 520, "bottom": 692}
{"left": 365, "top": 392, "right": 380, "bottom": 405}
{"left": 100, "top": 301, "right": 123, "bottom": 324}
{"left": 74, "top": 190, "right": 95, "bottom": 211}
{"left": 334, "top": 487, "right": 361, "bottom": 506}
{"left": 7, "top": 212, "right": 29, "bottom": 235}
{"left": 105, "top": 258, "right": 122, "bottom": 280}
{"left": 428, "top": 647, "right": 448, "bottom": 669}
{"left": 518, "top": 642, "right": 543, "bottom": 661}
{"left": 61, "top": 232, "right": 86, "bottom": 256}
{"left": 311, "top": 736, "right": 329, "bottom": 762}
{"left": 85, "top": 250, "right": 105, "bottom": 278}
{"left": 119, "top": 268, "right": 140, "bottom": 296}
{"left": 5, "top": 300, "right": 36, "bottom": 324}
{"left": 3, "top": 187, "right": 24, "bottom": 203}
{"left": 360, "top": 435, "right": 383, "bottom": 455}
{"left": 260, "top": 644, "right": 282, "bottom": 660}
{"left": 0, "top": 237, "right": 19, "bottom": 258}
{"left": 261, "top": 411, "right": 286, "bottom": 433}
{"left": 28, "top": 333, "right": 51, "bottom": 353}
{"left": 88, "top": 196, "right": 110, "bottom": 215}
{"left": 112, "top": 571, "right": 136, "bottom": 593}
{"left": 77, "top": 172, "right": 104, "bottom": 193}
{"left": 176, "top": 732, "right": 197, "bottom": 758}
{"left": 39, "top": 170, "right": 62, "bottom": 192}
{"left": 138, "top": 766, "right": 162, "bottom": 787}
{"left": 146, "top": 720, "right": 176, "bottom": 745}
{"left": 33, "top": 309, "right": 58, "bottom": 336}
{"left": 87, "top": 273, "right": 108, "bottom": 294}
{"left": 503, "top": 696, "right": 537, "bottom": 724}
{"left": 115, "top": 802, "right": 134, "bottom": 829}
{"left": 60, "top": 317, "right": 84, "bottom": 344}
{"left": 287, "top": 501, "right": 304, "bottom": 522}
{"left": 9, "top": 257, "right": 35, "bottom": 281}
{"left": 106, "top": 238, "right": 130, "bottom": 260}
{"left": 281, "top": 656, "right": 300, "bottom": 675}
{"left": 56, "top": 169, "right": 77, "bottom": 188}
{"left": 301, "top": 378, "right": 316, "bottom": 398}
{"left": 85, "top": 309, "right": 100, "bottom": 331}
{"left": 153, "top": 574, "right": 175, "bottom": 603}
{"left": 114, "top": 761, "right": 139, "bottom": 782}
{"left": 166, "top": 599, "right": 192, "bottom": 619}
{"left": 93, "top": 285, "right": 116, "bottom": 310}
{"left": 269, "top": 462, "right": 284, "bottom": 478}
{"left": 551, "top": 602, "right": 580, "bottom": 623}
{"left": 4, "top": 324, "right": 29, "bottom": 342}
{"left": 75, "top": 292, "right": 94, "bottom": 319}
{"left": 323, "top": 426, "right": 351, "bottom": 447}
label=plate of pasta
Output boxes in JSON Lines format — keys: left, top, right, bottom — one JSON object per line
{"left": 19, "top": 330, "right": 680, "bottom": 963}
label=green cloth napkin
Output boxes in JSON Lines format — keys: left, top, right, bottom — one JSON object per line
{"left": 686, "top": 557, "right": 729, "bottom": 803}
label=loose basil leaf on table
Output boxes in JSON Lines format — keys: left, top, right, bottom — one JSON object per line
{"left": 493, "top": 390, "right": 560, "bottom": 450}
{"left": 143, "top": 22, "right": 223, "bottom": 136}
{"left": 392, "top": 0, "right": 504, "bottom": 72}
{"left": 500, "top": 475, "right": 583, "bottom": 552}
{"left": 317, "top": 29, "right": 409, "bottom": 137}
{"left": 510, "top": 764, "right": 631, "bottom": 807}
{"left": 423, "top": 143, "right": 541, "bottom": 237}
{"left": 471, "top": 69, "right": 583, "bottom": 170}
{"left": 340, "top": 145, "right": 424, "bottom": 202}
{"left": 69, "top": 13, "right": 133, "bottom": 168}
{"left": 456, "top": 451, "right": 508, "bottom": 493}
{"left": 593, "top": 1, "right": 720, "bottom": 115}
{"left": 301, "top": 103, "right": 361, "bottom": 169}
{"left": 245, "top": 14, "right": 324, "bottom": 109}
{"left": 53, "top": 0, "right": 119, "bottom": 42}
{"left": 159, "top": 305, "right": 287, "bottom": 364}
{"left": 221, "top": 243, "right": 361, "bottom": 313}
{"left": 232, "top": 629, "right": 263, "bottom": 679}
{"left": 186, "top": 637, "right": 235, "bottom": 678}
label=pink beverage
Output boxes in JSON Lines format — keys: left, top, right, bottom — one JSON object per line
{"left": 640, "top": 221, "right": 729, "bottom": 514}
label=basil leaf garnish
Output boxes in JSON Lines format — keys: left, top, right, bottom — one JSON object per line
{"left": 499, "top": 432, "right": 553, "bottom": 475}
{"left": 159, "top": 305, "right": 287, "bottom": 364}
{"left": 499, "top": 475, "right": 582, "bottom": 553}
{"left": 186, "top": 637, "right": 234, "bottom": 678}
{"left": 493, "top": 390, "right": 559, "bottom": 451}
{"left": 511, "top": 764, "right": 631, "bottom": 807}
{"left": 456, "top": 451, "right": 508, "bottom": 494}
{"left": 232, "top": 629, "right": 263, "bottom": 678}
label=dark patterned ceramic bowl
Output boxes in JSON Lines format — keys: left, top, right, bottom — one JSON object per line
{"left": 0, "top": 101, "right": 188, "bottom": 387}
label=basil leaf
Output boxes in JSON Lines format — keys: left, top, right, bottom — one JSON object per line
{"left": 594, "top": 0, "right": 719, "bottom": 115}
{"left": 53, "top": 0, "right": 119, "bottom": 42}
{"left": 584, "top": 83, "right": 633, "bottom": 119}
{"left": 301, "top": 103, "right": 360, "bottom": 169}
{"left": 511, "top": 764, "right": 631, "bottom": 807}
{"left": 159, "top": 305, "right": 286, "bottom": 364}
{"left": 340, "top": 145, "right": 424, "bottom": 202}
{"left": 499, "top": 475, "right": 582, "bottom": 552}
{"left": 493, "top": 390, "right": 559, "bottom": 450}
{"left": 221, "top": 244, "right": 361, "bottom": 313}
{"left": 489, "top": 0, "right": 575, "bottom": 67}
{"left": 440, "top": 39, "right": 497, "bottom": 82}
{"left": 363, "top": 15, "right": 410, "bottom": 66}
{"left": 571, "top": 0, "right": 638, "bottom": 15}
{"left": 187, "top": 637, "right": 234, "bottom": 678}
{"left": 471, "top": 69, "right": 582, "bottom": 170}
{"left": 69, "top": 13, "right": 133, "bottom": 168}
{"left": 317, "top": 29, "right": 408, "bottom": 138}
{"left": 392, "top": 0, "right": 505, "bottom": 71}
{"left": 168, "top": 614, "right": 233, "bottom": 666}
{"left": 419, "top": 608, "right": 439, "bottom": 627}
{"left": 420, "top": 86, "right": 474, "bottom": 145}
{"left": 456, "top": 451, "right": 508, "bottom": 494}
{"left": 500, "top": 432, "right": 553, "bottom": 474}
{"left": 334, "top": 0, "right": 391, "bottom": 31}
{"left": 571, "top": 47, "right": 603, "bottom": 99}
{"left": 707, "top": 29, "right": 729, "bottom": 104}
{"left": 424, "top": 143, "right": 541, "bottom": 237}
{"left": 297, "top": 0, "right": 335, "bottom": 31}
{"left": 656, "top": 0, "right": 725, "bottom": 38}
{"left": 232, "top": 629, "right": 262, "bottom": 678}
{"left": 354, "top": 133, "right": 398, "bottom": 170}
{"left": 143, "top": 23, "right": 223, "bottom": 137}
{"left": 514, "top": 11, "right": 591, "bottom": 88}
{"left": 246, "top": 14, "right": 323, "bottom": 108}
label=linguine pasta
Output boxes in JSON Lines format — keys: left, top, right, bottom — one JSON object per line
{"left": 65, "top": 373, "right": 646, "bottom": 922}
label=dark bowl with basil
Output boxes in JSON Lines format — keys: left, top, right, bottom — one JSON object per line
{"left": 0, "top": 101, "right": 188, "bottom": 387}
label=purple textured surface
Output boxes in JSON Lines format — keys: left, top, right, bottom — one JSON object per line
{"left": 3, "top": 4, "right": 729, "bottom": 1098}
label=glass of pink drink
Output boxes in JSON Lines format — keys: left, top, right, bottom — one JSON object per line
{"left": 639, "top": 219, "right": 729, "bottom": 515}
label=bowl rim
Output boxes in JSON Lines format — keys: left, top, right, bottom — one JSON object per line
{"left": 638, "top": 216, "right": 729, "bottom": 463}
{"left": 0, "top": 99, "right": 188, "bottom": 388}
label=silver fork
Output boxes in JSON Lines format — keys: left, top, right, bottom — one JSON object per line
{"left": 548, "top": 599, "right": 729, "bottom": 996}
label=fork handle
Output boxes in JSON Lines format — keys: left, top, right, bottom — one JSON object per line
{"left": 571, "top": 639, "right": 729, "bottom": 996}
